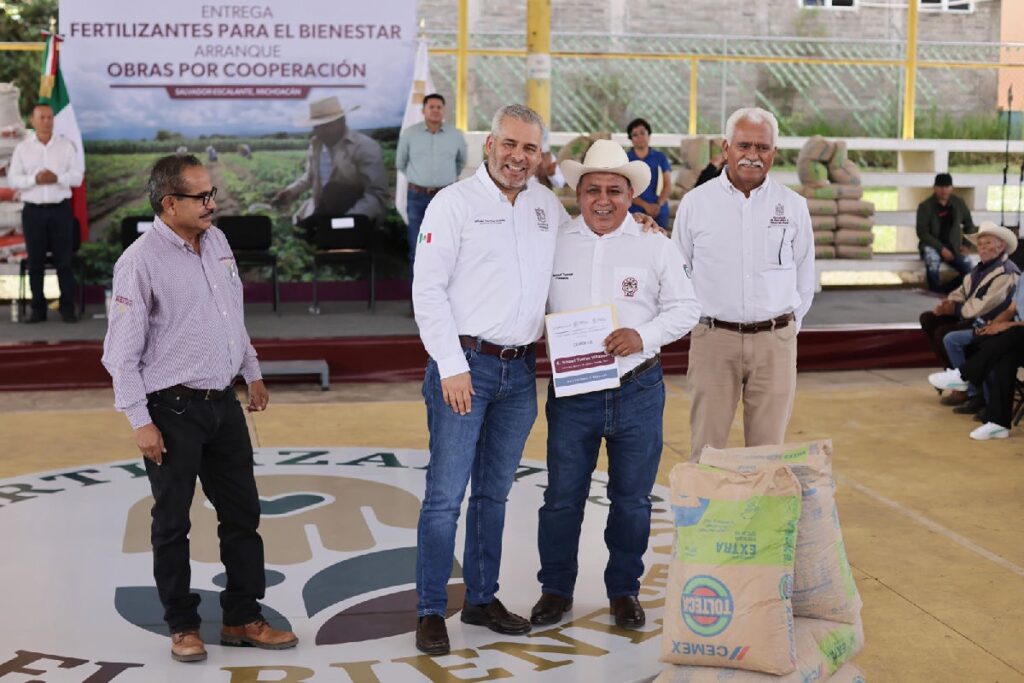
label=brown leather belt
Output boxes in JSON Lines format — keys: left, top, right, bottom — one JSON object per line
{"left": 459, "top": 335, "right": 534, "bottom": 360}
{"left": 151, "top": 384, "right": 232, "bottom": 401}
{"left": 620, "top": 355, "right": 660, "bottom": 384}
{"left": 409, "top": 183, "right": 444, "bottom": 196}
{"left": 700, "top": 313, "right": 795, "bottom": 334}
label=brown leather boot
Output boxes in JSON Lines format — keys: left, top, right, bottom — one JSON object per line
{"left": 221, "top": 619, "right": 298, "bottom": 649}
{"left": 170, "top": 629, "right": 207, "bottom": 662}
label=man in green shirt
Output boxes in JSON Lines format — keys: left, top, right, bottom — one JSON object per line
{"left": 396, "top": 94, "right": 467, "bottom": 272}
{"left": 917, "top": 172, "right": 976, "bottom": 293}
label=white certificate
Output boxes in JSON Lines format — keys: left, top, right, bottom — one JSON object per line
{"left": 545, "top": 304, "right": 620, "bottom": 397}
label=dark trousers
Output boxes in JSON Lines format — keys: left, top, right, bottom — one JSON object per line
{"left": 406, "top": 187, "right": 436, "bottom": 275}
{"left": 144, "top": 389, "right": 265, "bottom": 633}
{"left": 960, "top": 327, "right": 1024, "bottom": 428}
{"left": 919, "top": 311, "right": 973, "bottom": 368}
{"left": 22, "top": 200, "right": 76, "bottom": 315}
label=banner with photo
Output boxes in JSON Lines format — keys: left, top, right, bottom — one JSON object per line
{"left": 59, "top": 0, "right": 417, "bottom": 238}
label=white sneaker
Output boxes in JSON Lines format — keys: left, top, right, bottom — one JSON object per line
{"left": 970, "top": 422, "right": 1010, "bottom": 440}
{"left": 928, "top": 368, "right": 968, "bottom": 392}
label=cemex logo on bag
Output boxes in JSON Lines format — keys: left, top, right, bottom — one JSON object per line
{"left": 680, "top": 574, "right": 734, "bottom": 637}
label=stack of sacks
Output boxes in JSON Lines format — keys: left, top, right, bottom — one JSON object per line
{"left": 797, "top": 137, "right": 874, "bottom": 260}
{"left": 657, "top": 440, "right": 865, "bottom": 682}
{"left": 0, "top": 83, "right": 26, "bottom": 245}
{"left": 674, "top": 136, "right": 724, "bottom": 201}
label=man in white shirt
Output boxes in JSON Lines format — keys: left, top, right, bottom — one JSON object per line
{"left": 672, "top": 107, "right": 815, "bottom": 459}
{"left": 8, "top": 103, "right": 84, "bottom": 323}
{"left": 411, "top": 104, "right": 569, "bottom": 655}
{"left": 530, "top": 140, "right": 701, "bottom": 630}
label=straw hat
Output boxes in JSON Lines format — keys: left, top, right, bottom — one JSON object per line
{"left": 561, "top": 139, "right": 651, "bottom": 193}
{"left": 296, "top": 96, "right": 360, "bottom": 127}
{"left": 967, "top": 220, "right": 1018, "bottom": 255}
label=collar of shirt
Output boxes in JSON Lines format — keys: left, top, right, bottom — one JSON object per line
{"left": 565, "top": 213, "right": 639, "bottom": 240}
{"left": 152, "top": 215, "right": 206, "bottom": 254}
{"left": 719, "top": 166, "right": 771, "bottom": 196}
{"left": 474, "top": 162, "right": 520, "bottom": 205}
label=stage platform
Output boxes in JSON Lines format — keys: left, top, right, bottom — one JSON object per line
{"left": 0, "top": 289, "right": 942, "bottom": 391}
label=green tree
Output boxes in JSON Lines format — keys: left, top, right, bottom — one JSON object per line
{"left": 0, "top": 0, "right": 59, "bottom": 116}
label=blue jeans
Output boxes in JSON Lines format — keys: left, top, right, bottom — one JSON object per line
{"left": 537, "top": 363, "right": 665, "bottom": 599}
{"left": 406, "top": 188, "right": 434, "bottom": 273}
{"left": 416, "top": 346, "right": 538, "bottom": 616}
{"left": 943, "top": 327, "right": 980, "bottom": 397}
{"left": 921, "top": 245, "right": 972, "bottom": 294}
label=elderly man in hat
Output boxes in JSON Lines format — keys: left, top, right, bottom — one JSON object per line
{"left": 529, "top": 140, "right": 701, "bottom": 630}
{"left": 926, "top": 221, "right": 1020, "bottom": 420}
{"left": 272, "top": 96, "right": 388, "bottom": 225}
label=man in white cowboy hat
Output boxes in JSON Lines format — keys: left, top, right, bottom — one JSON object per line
{"left": 272, "top": 96, "right": 388, "bottom": 225}
{"left": 672, "top": 107, "right": 815, "bottom": 459}
{"left": 529, "top": 140, "right": 701, "bottom": 631}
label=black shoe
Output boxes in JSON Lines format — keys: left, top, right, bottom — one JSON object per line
{"left": 530, "top": 594, "right": 573, "bottom": 626}
{"left": 61, "top": 311, "right": 79, "bottom": 323}
{"left": 952, "top": 396, "right": 985, "bottom": 415}
{"left": 609, "top": 596, "right": 645, "bottom": 629}
{"left": 974, "top": 411, "right": 987, "bottom": 423}
{"left": 460, "top": 597, "right": 531, "bottom": 635}
{"left": 415, "top": 615, "right": 450, "bottom": 655}
{"left": 24, "top": 311, "right": 46, "bottom": 324}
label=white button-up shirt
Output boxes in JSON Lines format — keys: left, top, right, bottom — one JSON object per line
{"left": 414, "top": 163, "right": 570, "bottom": 378}
{"left": 7, "top": 131, "right": 84, "bottom": 204}
{"left": 671, "top": 169, "right": 815, "bottom": 328}
{"left": 548, "top": 215, "right": 702, "bottom": 376}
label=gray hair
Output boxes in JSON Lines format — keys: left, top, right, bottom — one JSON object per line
{"left": 147, "top": 154, "right": 204, "bottom": 214}
{"left": 725, "top": 107, "right": 780, "bottom": 147}
{"left": 490, "top": 103, "right": 545, "bottom": 139}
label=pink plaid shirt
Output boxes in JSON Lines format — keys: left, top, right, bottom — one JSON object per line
{"left": 102, "top": 216, "right": 261, "bottom": 428}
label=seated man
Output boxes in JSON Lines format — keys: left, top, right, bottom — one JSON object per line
{"left": 531, "top": 140, "right": 701, "bottom": 630}
{"left": 916, "top": 173, "right": 976, "bottom": 294}
{"left": 921, "top": 221, "right": 1019, "bottom": 406}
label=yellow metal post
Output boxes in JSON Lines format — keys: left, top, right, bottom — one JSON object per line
{"left": 526, "top": 0, "right": 551, "bottom": 125}
{"left": 902, "top": 0, "right": 920, "bottom": 140}
{"left": 689, "top": 58, "right": 698, "bottom": 135}
{"left": 456, "top": 0, "right": 469, "bottom": 131}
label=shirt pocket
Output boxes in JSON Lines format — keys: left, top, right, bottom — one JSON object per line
{"left": 763, "top": 225, "right": 795, "bottom": 270}
{"left": 613, "top": 266, "right": 648, "bottom": 301}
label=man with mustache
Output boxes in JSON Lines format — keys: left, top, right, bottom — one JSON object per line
{"left": 671, "top": 107, "right": 815, "bottom": 459}
{"left": 102, "top": 155, "right": 297, "bottom": 663}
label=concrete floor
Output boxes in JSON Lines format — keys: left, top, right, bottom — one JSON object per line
{"left": 2, "top": 368, "right": 1022, "bottom": 681}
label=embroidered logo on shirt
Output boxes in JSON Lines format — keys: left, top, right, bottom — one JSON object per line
{"left": 535, "top": 208, "right": 549, "bottom": 231}
{"left": 219, "top": 256, "right": 238, "bottom": 278}
{"left": 114, "top": 295, "right": 132, "bottom": 306}
{"left": 552, "top": 272, "right": 574, "bottom": 280}
{"left": 418, "top": 232, "right": 432, "bottom": 244}
{"left": 112, "top": 294, "right": 132, "bottom": 316}
{"left": 770, "top": 203, "right": 790, "bottom": 225}
{"left": 621, "top": 277, "right": 639, "bottom": 298}
{"left": 473, "top": 218, "right": 506, "bottom": 225}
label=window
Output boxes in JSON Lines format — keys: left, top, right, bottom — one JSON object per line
{"left": 801, "top": 0, "right": 857, "bottom": 7}
{"left": 920, "top": 0, "right": 973, "bottom": 12}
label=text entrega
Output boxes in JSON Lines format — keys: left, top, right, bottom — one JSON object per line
{"left": 545, "top": 304, "right": 620, "bottom": 398}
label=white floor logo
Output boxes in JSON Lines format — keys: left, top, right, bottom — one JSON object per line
{"left": 0, "top": 448, "right": 674, "bottom": 682}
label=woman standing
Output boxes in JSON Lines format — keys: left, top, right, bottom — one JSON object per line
{"left": 626, "top": 118, "right": 672, "bottom": 229}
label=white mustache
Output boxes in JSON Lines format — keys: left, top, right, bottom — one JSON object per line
{"left": 737, "top": 159, "right": 764, "bottom": 168}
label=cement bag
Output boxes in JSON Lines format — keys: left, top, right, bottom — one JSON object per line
{"left": 830, "top": 662, "right": 866, "bottom": 682}
{"left": 813, "top": 230, "right": 835, "bottom": 246}
{"left": 0, "top": 84, "right": 24, "bottom": 132}
{"left": 836, "top": 214, "right": 874, "bottom": 231}
{"left": 834, "top": 184, "right": 864, "bottom": 200}
{"left": 836, "top": 245, "right": 872, "bottom": 259}
{"left": 837, "top": 199, "right": 874, "bottom": 217}
{"left": 700, "top": 441, "right": 862, "bottom": 623}
{"left": 556, "top": 135, "right": 595, "bottom": 164}
{"left": 834, "top": 229, "right": 874, "bottom": 247}
{"left": 800, "top": 185, "right": 840, "bottom": 200}
{"left": 680, "top": 136, "right": 710, "bottom": 170}
{"left": 675, "top": 167, "right": 700, "bottom": 196}
{"left": 811, "top": 215, "right": 836, "bottom": 230}
{"left": 806, "top": 199, "right": 838, "bottom": 216}
{"left": 815, "top": 245, "right": 836, "bottom": 259}
{"left": 653, "top": 616, "right": 865, "bottom": 683}
{"left": 662, "top": 463, "right": 801, "bottom": 674}
{"left": 798, "top": 159, "right": 830, "bottom": 187}
{"left": 827, "top": 140, "right": 848, "bottom": 169}
{"left": 829, "top": 159, "right": 862, "bottom": 186}
{"left": 709, "top": 137, "right": 724, "bottom": 159}
{"left": 800, "top": 135, "right": 835, "bottom": 163}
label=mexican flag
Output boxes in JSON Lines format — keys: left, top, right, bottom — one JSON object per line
{"left": 38, "top": 32, "right": 88, "bottom": 238}
{"left": 395, "top": 39, "right": 435, "bottom": 224}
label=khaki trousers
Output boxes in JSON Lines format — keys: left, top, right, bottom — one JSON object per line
{"left": 686, "top": 322, "right": 797, "bottom": 460}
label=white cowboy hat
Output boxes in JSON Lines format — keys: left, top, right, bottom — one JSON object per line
{"left": 561, "top": 139, "right": 651, "bottom": 193}
{"left": 967, "top": 220, "right": 1018, "bottom": 255}
{"left": 296, "top": 96, "right": 361, "bottom": 127}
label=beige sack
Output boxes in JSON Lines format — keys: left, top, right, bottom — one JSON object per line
{"left": 680, "top": 136, "right": 709, "bottom": 170}
{"left": 662, "top": 463, "right": 801, "bottom": 675}
{"left": 800, "top": 185, "right": 840, "bottom": 200}
{"left": 806, "top": 199, "right": 838, "bottom": 216}
{"left": 828, "top": 140, "right": 848, "bottom": 169}
{"left": 797, "top": 159, "right": 830, "bottom": 187}
{"left": 830, "top": 662, "right": 867, "bottom": 682}
{"left": 799, "top": 135, "right": 835, "bottom": 163}
{"left": 815, "top": 245, "right": 836, "bottom": 259}
{"left": 836, "top": 244, "right": 873, "bottom": 259}
{"left": 834, "top": 229, "right": 874, "bottom": 247}
{"left": 834, "top": 184, "right": 864, "bottom": 200}
{"left": 675, "top": 167, "right": 701, "bottom": 195}
{"left": 829, "top": 159, "right": 862, "bottom": 186}
{"left": 556, "top": 135, "right": 595, "bottom": 164}
{"left": 813, "top": 230, "right": 836, "bottom": 246}
{"left": 837, "top": 199, "right": 875, "bottom": 217}
{"left": 836, "top": 214, "right": 874, "bottom": 231}
{"left": 653, "top": 616, "right": 865, "bottom": 683}
{"left": 811, "top": 215, "right": 837, "bottom": 230}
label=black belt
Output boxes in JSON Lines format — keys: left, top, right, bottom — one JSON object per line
{"left": 409, "top": 183, "right": 444, "bottom": 196}
{"left": 23, "top": 199, "right": 70, "bottom": 208}
{"left": 700, "top": 313, "right": 794, "bottom": 334}
{"left": 620, "top": 355, "right": 660, "bottom": 384}
{"left": 459, "top": 335, "right": 534, "bottom": 360}
{"left": 150, "top": 384, "right": 232, "bottom": 401}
